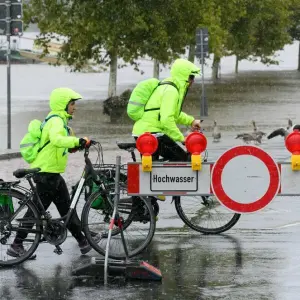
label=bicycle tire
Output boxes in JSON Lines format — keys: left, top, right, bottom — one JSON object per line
{"left": 81, "top": 190, "right": 156, "bottom": 259}
{"left": 0, "top": 188, "right": 42, "bottom": 267}
{"left": 82, "top": 180, "right": 134, "bottom": 234}
{"left": 174, "top": 195, "right": 241, "bottom": 234}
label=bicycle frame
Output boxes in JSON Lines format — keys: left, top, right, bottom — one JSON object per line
{"left": 21, "top": 146, "right": 102, "bottom": 227}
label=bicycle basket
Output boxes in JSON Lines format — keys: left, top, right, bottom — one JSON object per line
{"left": 85, "top": 166, "right": 128, "bottom": 210}
{"left": 85, "top": 142, "right": 128, "bottom": 209}
{"left": 84, "top": 170, "right": 116, "bottom": 210}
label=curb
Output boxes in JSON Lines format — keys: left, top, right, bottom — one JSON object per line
{"left": 0, "top": 152, "right": 22, "bottom": 161}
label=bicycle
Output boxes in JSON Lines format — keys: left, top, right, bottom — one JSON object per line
{"left": 116, "top": 135, "right": 241, "bottom": 235}
{"left": 0, "top": 141, "right": 156, "bottom": 266}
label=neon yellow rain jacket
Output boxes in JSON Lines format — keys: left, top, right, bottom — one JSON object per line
{"left": 132, "top": 58, "right": 201, "bottom": 142}
{"left": 30, "top": 88, "right": 81, "bottom": 173}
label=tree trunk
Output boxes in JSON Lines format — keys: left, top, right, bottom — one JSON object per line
{"left": 153, "top": 59, "right": 159, "bottom": 79}
{"left": 108, "top": 49, "right": 118, "bottom": 97}
{"left": 298, "top": 41, "right": 300, "bottom": 71}
{"left": 235, "top": 56, "right": 239, "bottom": 74}
{"left": 212, "top": 55, "right": 221, "bottom": 80}
{"left": 188, "top": 43, "right": 195, "bottom": 63}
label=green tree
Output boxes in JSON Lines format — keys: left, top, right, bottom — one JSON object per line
{"left": 24, "top": 0, "right": 151, "bottom": 97}
{"left": 227, "top": 0, "right": 293, "bottom": 73}
{"left": 288, "top": 0, "right": 300, "bottom": 70}
{"left": 137, "top": 0, "right": 202, "bottom": 78}
{"left": 24, "top": 0, "right": 204, "bottom": 96}
{"left": 189, "top": 0, "right": 247, "bottom": 79}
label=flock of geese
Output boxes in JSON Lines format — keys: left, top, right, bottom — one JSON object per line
{"left": 212, "top": 119, "right": 295, "bottom": 144}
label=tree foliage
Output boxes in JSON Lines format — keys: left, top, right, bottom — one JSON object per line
{"left": 288, "top": 0, "right": 300, "bottom": 40}
{"left": 24, "top": 0, "right": 203, "bottom": 70}
{"left": 226, "top": 0, "right": 293, "bottom": 66}
{"left": 24, "top": 0, "right": 300, "bottom": 83}
{"left": 24, "top": 0, "right": 149, "bottom": 71}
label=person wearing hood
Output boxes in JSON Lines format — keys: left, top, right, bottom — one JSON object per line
{"left": 132, "top": 58, "right": 202, "bottom": 161}
{"left": 7, "top": 88, "right": 100, "bottom": 258}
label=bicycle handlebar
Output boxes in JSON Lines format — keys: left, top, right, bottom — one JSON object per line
{"left": 85, "top": 139, "right": 98, "bottom": 149}
{"left": 83, "top": 140, "right": 102, "bottom": 184}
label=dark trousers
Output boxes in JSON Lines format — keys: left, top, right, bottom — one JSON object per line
{"left": 135, "top": 134, "right": 190, "bottom": 162}
{"left": 14, "top": 173, "right": 85, "bottom": 244}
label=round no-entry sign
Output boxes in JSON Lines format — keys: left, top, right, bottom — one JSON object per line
{"left": 211, "top": 145, "right": 280, "bottom": 213}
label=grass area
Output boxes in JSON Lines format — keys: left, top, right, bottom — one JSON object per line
{"left": 19, "top": 50, "right": 102, "bottom": 73}
{"left": 19, "top": 50, "right": 62, "bottom": 64}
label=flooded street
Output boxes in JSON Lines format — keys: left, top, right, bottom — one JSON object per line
{"left": 0, "top": 40, "right": 299, "bottom": 150}
{"left": 1, "top": 206, "right": 300, "bottom": 300}
{"left": 0, "top": 129, "right": 299, "bottom": 299}
{"left": 1, "top": 40, "right": 300, "bottom": 299}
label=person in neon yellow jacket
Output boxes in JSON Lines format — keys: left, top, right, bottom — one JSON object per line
{"left": 132, "top": 58, "right": 202, "bottom": 161}
{"left": 29, "top": 88, "right": 83, "bottom": 172}
{"left": 7, "top": 88, "right": 100, "bottom": 258}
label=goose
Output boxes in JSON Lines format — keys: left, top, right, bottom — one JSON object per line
{"left": 212, "top": 120, "right": 221, "bottom": 142}
{"left": 235, "top": 133, "right": 262, "bottom": 144}
{"left": 252, "top": 120, "right": 266, "bottom": 140}
{"left": 267, "top": 118, "right": 294, "bottom": 140}
{"left": 235, "top": 120, "right": 265, "bottom": 144}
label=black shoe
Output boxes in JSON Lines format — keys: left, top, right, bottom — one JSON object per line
{"left": 7, "top": 243, "right": 37, "bottom": 259}
{"left": 78, "top": 239, "right": 92, "bottom": 255}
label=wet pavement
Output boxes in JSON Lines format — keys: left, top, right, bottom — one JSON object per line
{"left": 1, "top": 214, "right": 300, "bottom": 299}
{"left": 1, "top": 133, "right": 300, "bottom": 299}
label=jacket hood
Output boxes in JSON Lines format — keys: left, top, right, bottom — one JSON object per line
{"left": 49, "top": 87, "right": 82, "bottom": 119}
{"left": 170, "top": 59, "right": 201, "bottom": 83}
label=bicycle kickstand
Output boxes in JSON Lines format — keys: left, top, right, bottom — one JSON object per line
{"left": 54, "top": 245, "right": 63, "bottom": 255}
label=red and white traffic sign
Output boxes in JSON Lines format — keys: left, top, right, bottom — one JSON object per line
{"left": 211, "top": 145, "right": 280, "bottom": 214}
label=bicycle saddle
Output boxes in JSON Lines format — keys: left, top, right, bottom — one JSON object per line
{"left": 13, "top": 168, "right": 41, "bottom": 179}
{"left": 117, "top": 142, "right": 136, "bottom": 151}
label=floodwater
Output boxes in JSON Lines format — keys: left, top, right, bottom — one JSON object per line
{"left": 0, "top": 37, "right": 299, "bottom": 150}
{"left": 1, "top": 37, "right": 300, "bottom": 299}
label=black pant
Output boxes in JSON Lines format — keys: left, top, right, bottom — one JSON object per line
{"left": 14, "top": 173, "right": 85, "bottom": 244}
{"left": 135, "top": 134, "right": 190, "bottom": 162}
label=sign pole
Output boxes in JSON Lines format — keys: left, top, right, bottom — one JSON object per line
{"left": 6, "top": 0, "right": 11, "bottom": 149}
{"left": 1, "top": 0, "right": 23, "bottom": 149}
{"left": 200, "top": 29, "right": 206, "bottom": 117}
{"left": 195, "top": 28, "right": 209, "bottom": 118}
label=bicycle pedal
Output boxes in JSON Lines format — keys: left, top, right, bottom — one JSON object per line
{"left": 54, "top": 246, "right": 63, "bottom": 255}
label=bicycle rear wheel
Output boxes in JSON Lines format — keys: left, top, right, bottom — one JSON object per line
{"left": 81, "top": 186, "right": 156, "bottom": 259}
{"left": 174, "top": 195, "right": 241, "bottom": 234}
{"left": 0, "top": 188, "right": 41, "bottom": 266}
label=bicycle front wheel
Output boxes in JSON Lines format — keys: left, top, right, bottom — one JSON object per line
{"left": 174, "top": 195, "right": 241, "bottom": 234}
{"left": 0, "top": 188, "right": 42, "bottom": 267}
{"left": 81, "top": 189, "right": 156, "bottom": 259}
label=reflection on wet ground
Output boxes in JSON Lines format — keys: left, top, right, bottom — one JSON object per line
{"left": 1, "top": 220, "right": 300, "bottom": 300}
{"left": 1, "top": 234, "right": 245, "bottom": 300}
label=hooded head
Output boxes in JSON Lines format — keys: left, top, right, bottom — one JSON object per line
{"left": 49, "top": 87, "right": 82, "bottom": 119}
{"left": 170, "top": 58, "right": 201, "bottom": 86}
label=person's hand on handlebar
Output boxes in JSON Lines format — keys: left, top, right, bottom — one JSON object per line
{"left": 191, "top": 119, "right": 202, "bottom": 131}
{"left": 79, "top": 137, "right": 91, "bottom": 149}
{"left": 68, "top": 137, "right": 91, "bottom": 153}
